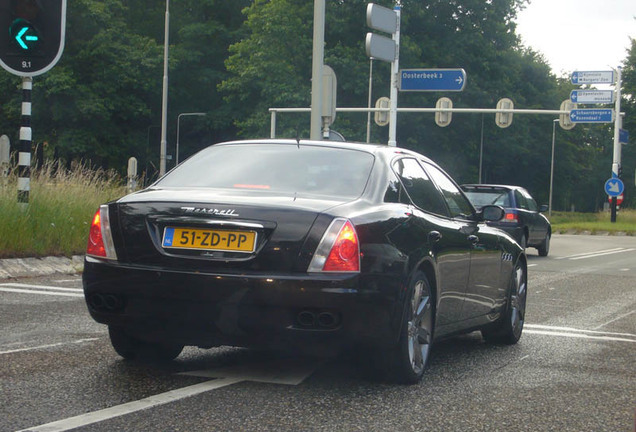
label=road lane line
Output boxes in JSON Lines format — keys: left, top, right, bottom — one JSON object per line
{"left": 525, "top": 323, "right": 636, "bottom": 338}
{"left": 569, "top": 248, "right": 635, "bottom": 261}
{"left": 15, "top": 378, "right": 244, "bottom": 432}
{"left": 0, "top": 287, "right": 83, "bottom": 298}
{"left": 592, "top": 310, "right": 636, "bottom": 330}
{"left": 555, "top": 248, "right": 624, "bottom": 260}
{"left": 524, "top": 329, "right": 636, "bottom": 343}
{"left": 0, "top": 283, "right": 83, "bottom": 293}
{"left": 0, "top": 338, "right": 99, "bottom": 355}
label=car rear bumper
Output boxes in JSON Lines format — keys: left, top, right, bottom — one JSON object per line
{"left": 82, "top": 258, "right": 404, "bottom": 353}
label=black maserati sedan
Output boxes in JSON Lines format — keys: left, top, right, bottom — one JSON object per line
{"left": 83, "top": 139, "right": 527, "bottom": 384}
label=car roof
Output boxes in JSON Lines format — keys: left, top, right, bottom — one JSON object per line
{"left": 215, "top": 139, "right": 441, "bottom": 166}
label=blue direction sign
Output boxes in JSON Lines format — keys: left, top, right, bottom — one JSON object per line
{"left": 569, "top": 109, "right": 614, "bottom": 123}
{"left": 605, "top": 178, "right": 624, "bottom": 197}
{"left": 571, "top": 70, "right": 614, "bottom": 85}
{"left": 399, "top": 69, "right": 466, "bottom": 92}
{"left": 570, "top": 90, "right": 614, "bottom": 104}
{"left": 619, "top": 129, "right": 629, "bottom": 144}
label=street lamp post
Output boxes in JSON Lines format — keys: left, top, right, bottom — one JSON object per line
{"left": 159, "top": 0, "right": 170, "bottom": 176}
{"left": 549, "top": 118, "right": 558, "bottom": 217}
{"left": 176, "top": 112, "right": 206, "bottom": 165}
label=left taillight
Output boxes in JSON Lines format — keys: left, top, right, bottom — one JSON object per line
{"left": 86, "top": 205, "right": 118, "bottom": 260}
{"left": 308, "top": 218, "right": 360, "bottom": 273}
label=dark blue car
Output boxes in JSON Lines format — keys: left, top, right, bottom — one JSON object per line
{"left": 461, "top": 184, "right": 551, "bottom": 256}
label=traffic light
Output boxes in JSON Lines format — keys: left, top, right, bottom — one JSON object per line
{"left": 0, "top": 0, "right": 66, "bottom": 77}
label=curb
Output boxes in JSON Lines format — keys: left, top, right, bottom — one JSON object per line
{"left": 0, "top": 256, "right": 84, "bottom": 280}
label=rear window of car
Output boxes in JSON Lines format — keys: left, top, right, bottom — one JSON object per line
{"left": 463, "top": 189, "right": 511, "bottom": 208}
{"left": 157, "top": 143, "right": 375, "bottom": 199}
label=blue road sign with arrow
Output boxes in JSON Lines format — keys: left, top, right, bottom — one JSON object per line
{"left": 604, "top": 178, "right": 624, "bottom": 197}
{"left": 570, "top": 109, "right": 614, "bottom": 123}
{"left": 399, "top": 68, "right": 466, "bottom": 92}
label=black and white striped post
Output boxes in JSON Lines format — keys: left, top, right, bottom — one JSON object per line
{"left": 17, "top": 76, "right": 32, "bottom": 206}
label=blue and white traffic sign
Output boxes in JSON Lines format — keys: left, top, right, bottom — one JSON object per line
{"left": 570, "top": 90, "right": 614, "bottom": 104}
{"left": 571, "top": 70, "right": 615, "bottom": 85}
{"left": 604, "top": 178, "right": 624, "bottom": 197}
{"left": 569, "top": 109, "right": 614, "bottom": 123}
{"left": 399, "top": 69, "right": 466, "bottom": 92}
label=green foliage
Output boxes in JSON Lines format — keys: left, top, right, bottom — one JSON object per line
{"left": 0, "top": 0, "right": 633, "bottom": 214}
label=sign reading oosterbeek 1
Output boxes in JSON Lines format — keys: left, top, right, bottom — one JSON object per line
{"left": 0, "top": 0, "right": 67, "bottom": 77}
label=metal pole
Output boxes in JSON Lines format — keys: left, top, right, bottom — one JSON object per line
{"left": 18, "top": 76, "right": 33, "bottom": 207}
{"left": 549, "top": 119, "right": 558, "bottom": 217}
{"left": 159, "top": 0, "right": 170, "bottom": 176}
{"left": 610, "top": 66, "right": 622, "bottom": 223}
{"left": 310, "top": 0, "right": 325, "bottom": 140}
{"left": 387, "top": 4, "right": 401, "bottom": 147}
{"left": 366, "top": 58, "right": 373, "bottom": 143}
{"left": 478, "top": 114, "right": 484, "bottom": 183}
{"left": 176, "top": 112, "right": 205, "bottom": 165}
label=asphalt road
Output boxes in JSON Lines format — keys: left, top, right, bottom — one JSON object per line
{"left": 1, "top": 234, "right": 634, "bottom": 432}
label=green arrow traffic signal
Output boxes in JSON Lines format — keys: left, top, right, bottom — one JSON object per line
{"left": 9, "top": 19, "right": 40, "bottom": 51}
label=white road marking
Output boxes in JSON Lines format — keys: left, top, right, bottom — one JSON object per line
{"left": 15, "top": 377, "right": 244, "bottom": 432}
{"left": 570, "top": 248, "right": 635, "bottom": 260}
{"left": 16, "top": 357, "right": 319, "bottom": 432}
{"left": 0, "top": 283, "right": 83, "bottom": 292}
{"left": 555, "top": 248, "right": 624, "bottom": 260}
{"left": 0, "top": 338, "right": 99, "bottom": 355}
{"left": 524, "top": 323, "right": 636, "bottom": 343}
{"left": 558, "top": 248, "right": 636, "bottom": 261}
{"left": 592, "top": 310, "right": 636, "bottom": 330}
{"left": 0, "top": 283, "right": 83, "bottom": 298}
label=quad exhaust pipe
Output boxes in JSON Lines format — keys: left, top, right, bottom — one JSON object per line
{"left": 296, "top": 309, "right": 341, "bottom": 329}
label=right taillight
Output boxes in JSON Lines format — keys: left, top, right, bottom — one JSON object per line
{"left": 501, "top": 210, "right": 519, "bottom": 223}
{"left": 86, "top": 205, "right": 118, "bottom": 260}
{"left": 308, "top": 218, "right": 360, "bottom": 273}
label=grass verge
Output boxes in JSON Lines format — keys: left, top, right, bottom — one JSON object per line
{"left": 549, "top": 209, "right": 636, "bottom": 235}
{"left": 0, "top": 161, "right": 126, "bottom": 258}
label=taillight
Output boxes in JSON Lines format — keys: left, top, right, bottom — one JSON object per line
{"left": 308, "top": 218, "right": 360, "bottom": 273}
{"left": 86, "top": 205, "right": 118, "bottom": 260}
{"left": 502, "top": 211, "right": 519, "bottom": 223}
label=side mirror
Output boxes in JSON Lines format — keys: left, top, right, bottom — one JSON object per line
{"left": 539, "top": 204, "right": 548, "bottom": 212}
{"left": 481, "top": 205, "right": 505, "bottom": 222}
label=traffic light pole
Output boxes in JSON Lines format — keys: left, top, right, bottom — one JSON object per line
{"left": 18, "top": 76, "right": 32, "bottom": 206}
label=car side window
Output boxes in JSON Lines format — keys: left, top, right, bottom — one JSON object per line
{"left": 520, "top": 189, "right": 538, "bottom": 211}
{"left": 515, "top": 190, "right": 529, "bottom": 210}
{"left": 421, "top": 161, "right": 474, "bottom": 219}
{"left": 392, "top": 158, "right": 449, "bottom": 216}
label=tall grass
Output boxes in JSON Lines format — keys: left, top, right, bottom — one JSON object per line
{"left": 549, "top": 209, "right": 636, "bottom": 235}
{"left": 0, "top": 161, "right": 126, "bottom": 258}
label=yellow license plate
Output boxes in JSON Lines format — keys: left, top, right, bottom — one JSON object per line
{"left": 162, "top": 227, "right": 257, "bottom": 253}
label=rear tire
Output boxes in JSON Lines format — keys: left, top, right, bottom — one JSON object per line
{"left": 481, "top": 261, "right": 527, "bottom": 345}
{"left": 108, "top": 326, "right": 183, "bottom": 362}
{"left": 538, "top": 232, "right": 551, "bottom": 257}
{"left": 390, "top": 271, "right": 435, "bottom": 384}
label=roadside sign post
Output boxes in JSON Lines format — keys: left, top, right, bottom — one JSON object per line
{"left": 570, "top": 68, "right": 624, "bottom": 223}
{"left": 610, "top": 67, "right": 623, "bottom": 222}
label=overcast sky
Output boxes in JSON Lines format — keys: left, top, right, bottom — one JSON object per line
{"left": 515, "top": 0, "right": 636, "bottom": 77}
